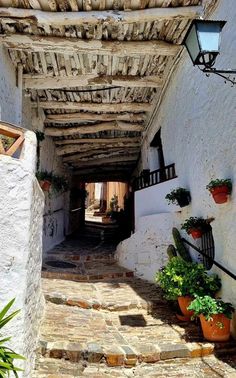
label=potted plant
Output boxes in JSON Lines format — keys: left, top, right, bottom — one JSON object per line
{"left": 36, "top": 170, "right": 52, "bottom": 192}
{"left": 165, "top": 188, "right": 191, "bottom": 208}
{"left": 156, "top": 257, "right": 221, "bottom": 321}
{"left": 0, "top": 299, "right": 25, "bottom": 377}
{"left": 181, "top": 217, "right": 212, "bottom": 239}
{"left": 206, "top": 179, "right": 232, "bottom": 204}
{"left": 188, "top": 295, "right": 234, "bottom": 341}
{"left": 51, "top": 174, "right": 69, "bottom": 194}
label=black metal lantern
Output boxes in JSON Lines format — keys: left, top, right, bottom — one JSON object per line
{"left": 183, "top": 20, "right": 226, "bottom": 68}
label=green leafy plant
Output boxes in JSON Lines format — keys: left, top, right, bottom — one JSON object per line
{"left": 51, "top": 175, "right": 69, "bottom": 194}
{"left": 110, "top": 195, "right": 119, "bottom": 211}
{"left": 0, "top": 299, "right": 25, "bottom": 377}
{"left": 35, "top": 131, "right": 45, "bottom": 143}
{"left": 172, "top": 227, "right": 192, "bottom": 262}
{"left": 36, "top": 170, "right": 52, "bottom": 182}
{"left": 206, "top": 179, "right": 232, "bottom": 192}
{"left": 156, "top": 257, "right": 221, "bottom": 301}
{"left": 181, "top": 217, "right": 211, "bottom": 234}
{"left": 165, "top": 188, "right": 190, "bottom": 205}
{"left": 188, "top": 295, "right": 234, "bottom": 321}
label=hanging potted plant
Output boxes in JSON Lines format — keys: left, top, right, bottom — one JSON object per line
{"left": 206, "top": 179, "right": 232, "bottom": 204}
{"left": 188, "top": 295, "right": 234, "bottom": 341}
{"left": 156, "top": 257, "right": 221, "bottom": 321}
{"left": 36, "top": 170, "right": 52, "bottom": 192}
{"left": 181, "top": 217, "right": 212, "bottom": 239}
{"left": 165, "top": 188, "right": 191, "bottom": 208}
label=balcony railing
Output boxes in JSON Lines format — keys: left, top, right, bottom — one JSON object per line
{"left": 133, "top": 163, "right": 177, "bottom": 191}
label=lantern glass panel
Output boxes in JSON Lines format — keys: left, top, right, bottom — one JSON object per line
{"left": 185, "top": 23, "right": 200, "bottom": 63}
{"left": 197, "top": 22, "right": 222, "bottom": 53}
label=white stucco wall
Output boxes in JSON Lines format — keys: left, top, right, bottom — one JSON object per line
{"left": 0, "top": 46, "right": 22, "bottom": 125}
{"left": 135, "top": 177, "right": 180, "bottom": 226}
{"left": 116, "top": 212, "right": 180, "bottom": 282}
{"left": 0, "top": 129, "right": 44, "bottom": 377}
{"left": 139, "top": 0, "right": 236, "bottom": 326}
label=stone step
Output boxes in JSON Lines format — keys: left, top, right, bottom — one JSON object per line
{"left": 46, "top": 251, "right": 116, "bottom": 263}
{"left": 33, "top": 355, "right": 236, "bottom": 377}
{"left": 42, "top": 277, "right": 167, "bottom": 311}
{"left": 42, "top": 268, "right": 134, "bottom": 282}
{"left": 38, "top": 302, "right": 236, "bottom": 367}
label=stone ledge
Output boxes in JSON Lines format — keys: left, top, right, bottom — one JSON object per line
{"left": 42, "top": 270, "right": 134, "bottom": 282}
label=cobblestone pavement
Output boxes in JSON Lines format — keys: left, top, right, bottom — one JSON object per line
{"left": 34, "top": 237, "right": 236, "bottom": 377}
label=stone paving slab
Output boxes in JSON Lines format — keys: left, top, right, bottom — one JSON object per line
{"left": 39, "top": 302, "right": 218, "bottom": 366}
{"left": 42, "top": 277, "right": 167, "bottom": 311}
{"left": 33, "top": 355, "right": 236, "bottom": 377}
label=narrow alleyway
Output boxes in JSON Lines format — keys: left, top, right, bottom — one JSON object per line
{"left": 34, "top": 233, "right": 236, "bottom": 377}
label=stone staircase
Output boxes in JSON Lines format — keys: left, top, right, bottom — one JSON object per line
{"left": 33, "top": 240, "right": 236, "bottom": 377}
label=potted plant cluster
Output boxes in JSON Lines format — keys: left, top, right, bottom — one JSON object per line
{"left": 206, "top": 179, "right": 232, "bottom": 204}
{"left": 165, "top": 188, "right": 191, "bottom": 208}
{"left": 188, "top": 295, "right": 234, "bottom": 341}
{"left": 181, "top": 216, "right": 212, "bottom": 239}
{"left": 36, "top": 170, "right": 52, "bottom": 192}
{"left": 156, "top": 257, "right": 221, "bottom": 321}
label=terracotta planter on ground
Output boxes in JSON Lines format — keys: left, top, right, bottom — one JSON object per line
{"left": 40, "top": 180, "right": 51, "bottom": 192}
{"left": 177, "top": 296, "right": 194, "bottom": 321}
{"left": 200, "top": 314, "right": 231, "bottom": 342}
{"left": 210, "top": 185, "right": 230, "bottom": 204}
{"left": 189, "top": 229, "right": 203, "bottom": 239}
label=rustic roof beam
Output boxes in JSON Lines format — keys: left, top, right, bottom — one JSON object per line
{"left": 58, "top": 142, "right": 140, "bottom": 156}
{"left": 0, "top": 7, "right": 202, "bottom": 26}
{"left": 70, "top": 154, "right": 139, "bottom": 168}
{"left": 63, "top": 147, "right": 140, "bottom": 162}
{"left": 45, "top": 121, "right": 144, "bottom": 136}
{"left": 31, "top": 101, "right": 152, "bottom": 112}
{"left": 0, "top": 34, "right": 181, "bottom": 56}
{"left": 45, "top": 112, "right": 145, "bottom": 123}
{"left": 24, "top": 74, "right": 163, "bottom": 89}
{"left": 55, "top": 137, "right": 141, "bottom": 145}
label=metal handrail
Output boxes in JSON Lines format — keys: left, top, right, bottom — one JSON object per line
{"left": 133, "top": 163, "right": 177, "bottom": 191}
{"left": 182, "top": 237, "right": 236, "bottom": 281}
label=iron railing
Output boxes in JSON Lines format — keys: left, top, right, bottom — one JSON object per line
{"left": 133, "top": 163, "right": 177, "bottom": 191}
{"left": 182, "top": 237, "right": 236, "bottom": 281}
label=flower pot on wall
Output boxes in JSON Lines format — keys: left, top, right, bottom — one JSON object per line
{"left": 210, "top": 186, "right": 230, "bottom": 204}
{"left": 177, "top": 193, "right": 191, "bottom": 208}
{"left": 40, "top": 180, "right": 51, "bottom": 192}
{"left": 189, "top": 229, "right": 203, "bottom": 239}
{"left": 200, "top": 314, "right": 231, "bottom": 342}
{"left": 178, "top": 296, "right": 194, "bottom": 319}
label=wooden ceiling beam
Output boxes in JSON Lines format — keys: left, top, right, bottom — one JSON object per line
{"left": 45, "top": 112, "right": 145, "bottom": 123}
{"left": 31, "top": 101, "right": 152, "bottom": 112}
{"left": 24, "top": 74, "right": 163, "bottom": 89}
{"left": 70, "top": 154, "right": 138, "bottom": 168}
{"left": 0, "top": 34, "right": 181, "bottom": 56}
{"left": 57, "top": 142, "right": 140, "bottom": 156}
{"left": 63, "top": 146, "right": 140, "bottom": 163}
{"left": 45, "top": 121, "right": 144, "bottom": 136}
{"left": 0, "top": 7, "right": 202, "bottom": 27}
{"left": 55, "top": 137, "right": 141, "bottom": 146}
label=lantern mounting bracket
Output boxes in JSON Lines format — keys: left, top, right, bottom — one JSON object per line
{"left": 200, "top": 67, "right": 236, "bottom": 86}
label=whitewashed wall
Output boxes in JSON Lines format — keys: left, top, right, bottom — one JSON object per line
{"left": 135, "top": 177, "right": 180, "bottom": 226}
{"left": 0, "top": 46, "right": 22, "bottom": 125}
{"left": 139, "top": 0, "right": 236, "bottom": 333}
{"left": 0, "top": 130, "right": 44, "bottom": 377}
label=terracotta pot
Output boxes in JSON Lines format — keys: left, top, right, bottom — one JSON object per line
{"left": 210, "top": 185, "right": 230, "bottom": 204}
{"left": 189, "top": 229, "right": 203, "bottom": 239}
{"left": 200, "top": 314, "right": 231, "bottom": 342}
{"left": 178, "top": 296, "right": 194, "bottom": 318}
{"left": 40, "top": 180, "right": 51, "bottom": 192}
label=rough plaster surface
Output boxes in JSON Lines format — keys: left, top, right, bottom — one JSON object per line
{"left": 134, "top": 0, "right": 236, "bottom": 325}
{"left": 0, "top": 46, "right": 22, "bottom": 125}
{"left": 116, "top": 213, "right": 180, "bottom": 282}
{"left": 0, "top": 130, "right": 44, "bottom": 377}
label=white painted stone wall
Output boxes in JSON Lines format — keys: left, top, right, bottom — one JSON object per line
{"left": 116, "top": 212, "right": 180, "bottom": 282}
{"left": 0, "top": 46, "right": 22, "bottom": 125}
{"left": 0, "top": 129, "right": 44, "bottom": 377}
{"left": 136, "top": 0, "right": 236, "bottom": 332}
{"left": 135, "top": 177, "right": 180, "bottom": 226}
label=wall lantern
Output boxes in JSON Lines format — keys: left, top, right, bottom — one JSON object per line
{"left": 183, "top": 20, "right": 236, "bottom": 85}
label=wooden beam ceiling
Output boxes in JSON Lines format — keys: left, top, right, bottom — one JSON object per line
{"left": 45, "top": 112, "right": 145, "bottom": 123}
{"left": 0, "top": 34, "right": 181, "bottom": 56}
{"left": 31, "top": 102, "right": 152, "bottom": 112}
{"left": 70, "top": 154, "right": 138, "bottom": 168}
{"left": 0, "top": 7, "right": 202, "bottom": 27}
{"left": 24, "top": 74, "right": 163, "bottom": 90}
{"left": 45, "top": 121, "right": 144, "bottom": 136}
{"left": 63, "top": 147, "right": 140, "bottom": 162}
{"left": 55, "top": 137, "right": 141, "bottom": 146}
{"left": 58, "top": 142, "right": 140, "bottom": 156}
